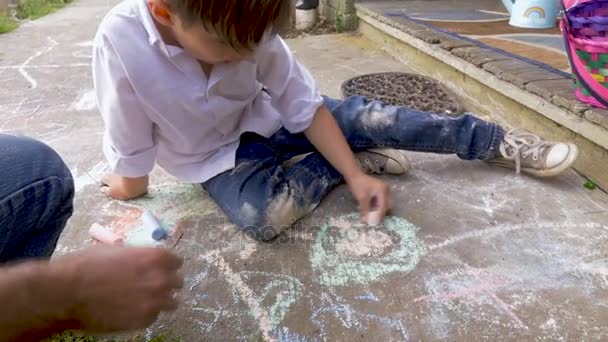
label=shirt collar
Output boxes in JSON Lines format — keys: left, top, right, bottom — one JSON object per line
{"left": 136, "top": 0, "right": 184, "bottom": 58}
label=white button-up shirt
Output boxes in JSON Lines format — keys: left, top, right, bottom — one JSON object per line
{"left": 92, "top": 0, "right": 323, "bottom": 183}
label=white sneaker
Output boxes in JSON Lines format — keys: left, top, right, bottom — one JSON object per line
{"left": 355, "top": 149, "right": 411, "bottom": 175}
{"left": 488, "top": 129, "right": 579, "bottom": 177}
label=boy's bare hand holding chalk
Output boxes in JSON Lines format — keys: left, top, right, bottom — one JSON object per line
{"left": 304, "top": 106, "right": 392, "bottom": 224}
{"left": 347, "top": 174, "right": 391, "bottom": 224}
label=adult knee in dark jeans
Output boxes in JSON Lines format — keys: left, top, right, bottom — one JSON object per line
{"left": 0, "top": 135, "right": 74, "bottom": 193}
{"left": 0, "top": 135, "right": 75, "bottom": 261}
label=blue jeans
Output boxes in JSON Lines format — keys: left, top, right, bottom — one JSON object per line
{"left": 203, "top": 96, "right": 504, "bottom": 241}
{"left": 0, "top": 135, "right": 74, "bottom": 262}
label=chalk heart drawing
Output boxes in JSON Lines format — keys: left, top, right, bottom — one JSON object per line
{"left": 196, "top": 250, "right": 306, "bottom": 341}
{"left": 100, "top": 182, "right": 216, "bottom": 246}
{"left": 187, "top": 265, "right": 305, "bottom": 338}
{"left": 238, "top": 271, "right": 305, "bottom": 330}
{"left": 311, "top": 213, "right": 427, "bottom": 287}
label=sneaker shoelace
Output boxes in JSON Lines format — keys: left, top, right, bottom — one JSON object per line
{"left": 358, "top": 155, "right": 384, "bottom": 174}
{"left": 499, "top": 129, "right": 549, "bottom": 174}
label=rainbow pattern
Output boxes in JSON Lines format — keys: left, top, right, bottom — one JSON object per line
{"left": 523, "top": 6, "right": 546, "bottom": 18}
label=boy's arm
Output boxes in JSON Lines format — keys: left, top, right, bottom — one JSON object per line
{"left": 304, "top": 106, "right": 391, "bottom": 221}
{"left": 304, "top": 108, "right": 361, "bottom": 181}
{"left": 93, "top": 36, "right": 156, "bottom": 200}
{"left": 257, "top": 36, "right": 391, "bottom": 221}
{"left": 101, "top": 174, "right": 149, "bottom": 201}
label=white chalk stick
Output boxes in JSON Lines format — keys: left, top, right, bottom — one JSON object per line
{"left": 367, "top": 211, "right": 383, "bottom": 226}
{"left": 89, "top": 223, "right": 123, "bottom": 245}
{"left": 141, "top": 209, "right": 162, "bottom": 230}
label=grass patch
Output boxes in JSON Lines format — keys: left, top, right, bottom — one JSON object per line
{"left": 16, "top": 0, "right": 73, "bottom": 20}
{"left": 0, "top": 13, "right": 18, "bottom": 33}
{"left": 47, "top": 331, "right": 181, "bottom": 342}
{"left": 0, "top": 0, "right": 73, "bottom": 34}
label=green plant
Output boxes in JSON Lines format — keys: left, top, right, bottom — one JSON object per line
{"left": 1, "top": 0, "right": 77, "bottom": 34}
{"left": 0, "top": 13, "right": 18, "bottom": 34}
{"left": 47, "top": 331, "right": 102, "bottom": 342}
{"left": 584, "top": 179, "right": 597, "bottom": 190}
{"left": 47, "top": 331, "right": 181, "bottom": 342}
{"left": 16, "top": 0, "right": 72, "bottom": 20}
{"left": 334, "top": 10, "right": 344, "bottom": 33}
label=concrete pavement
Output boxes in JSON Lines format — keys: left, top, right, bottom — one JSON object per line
{"left": 1, "top": 0, "right": 607, "bottom": 340}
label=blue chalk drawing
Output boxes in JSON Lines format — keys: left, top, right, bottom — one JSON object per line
{"left": 311, "top": 291, "right": 409, "bottom": 340}
{"left": 354, "top": 292, "right": 381, "bottom": 302}
{"left": 273, "top": 326, "right": 315, "bottom": 342}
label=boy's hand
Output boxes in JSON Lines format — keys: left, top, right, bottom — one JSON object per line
{"left": 101, "top": 174, "right": 149, "bottom": 201}
{"left": 302, "top": 106, "right": 392, "bottom": 224}
{"left": 346, "top": 173, "right": 392, "bottom": 224}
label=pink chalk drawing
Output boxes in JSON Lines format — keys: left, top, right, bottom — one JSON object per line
{"left": 414, "top": 265, "right": 527, "bottom": 328}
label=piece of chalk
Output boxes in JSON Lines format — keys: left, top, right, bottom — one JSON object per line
{"left": 152, "top": 227, "right": 168, "bottom": 241}
{"left": 142, "top": 210, "right": 168, "bottom": 241}
{"left": 141, "top": 209, "right": 162, "bottom": 230}
{"left": 367, "top": 211, "right": 383, "bottom": 226}
{"left": 89, "top": 223, "right": 123, "bottom": 245}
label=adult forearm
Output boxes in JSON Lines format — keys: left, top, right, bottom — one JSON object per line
{"left": 0, "top": 261, "right": 76, "bottom": 341}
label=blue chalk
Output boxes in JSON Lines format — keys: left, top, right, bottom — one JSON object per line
{"left": 142, "top": 209, "right": 167, "bottom": 241}
{"left": 152, "top": 227, "right": 167, "bottom": 241}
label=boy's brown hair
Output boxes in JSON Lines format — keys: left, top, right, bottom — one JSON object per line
{"left": 166, "top": 0, "right": 292, "bottom": 50}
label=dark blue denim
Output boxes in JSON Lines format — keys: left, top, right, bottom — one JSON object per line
{"left": 203, "top": 96, "right": 504, "bottom": 241}
{"left": 0, "top": 135, "right": 74, "bottom": 262}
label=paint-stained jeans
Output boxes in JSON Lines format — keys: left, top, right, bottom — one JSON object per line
{"left": 203, "top": 96, "right": 504, "bottom": 241}
{"left": 0, "top": 135, "right": 74, "bottom": 261}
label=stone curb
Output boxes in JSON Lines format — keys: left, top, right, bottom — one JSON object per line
{"left": 355, "top": 4, "right": 608, "bottom": 132}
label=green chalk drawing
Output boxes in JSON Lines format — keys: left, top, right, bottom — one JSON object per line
{"left": 311, "top": 213, "right": 427, "bottom": 287}
{"left": 133, "top": 182, "right": 217, "bottom": 228}
{"left": 187, "top": 266, "right": 304, "bottom": 338}
{"left": 239, "top": 271, "right": 304, "bottom": 330}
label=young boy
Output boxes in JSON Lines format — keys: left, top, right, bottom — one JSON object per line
{"left": 93, "top": 0, "right": 578, "bottom": 242}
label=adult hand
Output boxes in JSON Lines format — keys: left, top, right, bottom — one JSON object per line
{"left": 56, "top": 246, "right": 184, "bottom": 332}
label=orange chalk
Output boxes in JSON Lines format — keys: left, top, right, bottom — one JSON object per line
{"left": 89, "top": 223, "right": 124, "bottom": 245}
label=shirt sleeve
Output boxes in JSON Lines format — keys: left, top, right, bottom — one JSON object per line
{"left": 256, "top": 35, "right": 324, "bottom": 133}
{"left": 92, "top": 36, "right": 157, "bottom": 178}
